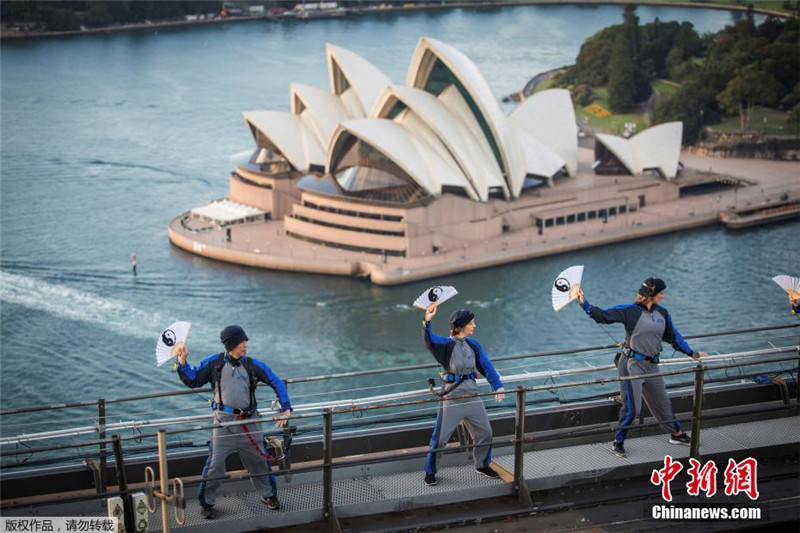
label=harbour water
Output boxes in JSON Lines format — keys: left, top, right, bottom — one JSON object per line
{"left": 1, "top": 5, "right": 795, "bottom": 432}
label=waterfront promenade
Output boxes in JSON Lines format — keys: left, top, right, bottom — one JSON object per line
{"left": 169, "top": 149, "right": 800, "bottom": 285}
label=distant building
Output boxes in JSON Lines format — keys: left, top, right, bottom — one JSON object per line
{"left": 594, "top": 122, "right": 683, "bottom": 180}
{"left": 294, "top": 2, "right": 339, "bottom": 12}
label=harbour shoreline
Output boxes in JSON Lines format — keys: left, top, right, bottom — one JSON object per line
{"left": 1, "top": 0, "right": 794, "bottom": 41}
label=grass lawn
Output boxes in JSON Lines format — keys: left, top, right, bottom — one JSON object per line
{"left": 708, "top": 106, "right": 798, "bottom": 136}
{"left": 577, "top": 87, "right": 650, "bottom": 134}
{"left": 532, "top": 77, "right": 557, "bottom": 94}
{"left": 652, "top": 79, "right": 679, "bottom": 96}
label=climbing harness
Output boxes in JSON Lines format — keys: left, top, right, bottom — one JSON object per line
{"left": 427, "top": 372, "right": 478, "bottom": 398}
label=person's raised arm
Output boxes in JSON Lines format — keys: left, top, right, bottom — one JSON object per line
{"left": 176, "top": 347, "right": 215, "bottom": 388}
{"left": 422, "top": 303, "right": 449, "bottom": 367}
{"left": 576, "top": 287, "right": 632, "bottom": 325}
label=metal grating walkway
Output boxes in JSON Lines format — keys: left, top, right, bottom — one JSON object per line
{"left": 145, "top": 461, "right": 512, "bottom": 531}
{"left": 147, "top": 415, "right": 799, "bottom": 531}
{"left": 7, "top": 416, "right": 797, "bottom": 531}
{"left": 493, "top": 415, "right": 800, "bottom": 490}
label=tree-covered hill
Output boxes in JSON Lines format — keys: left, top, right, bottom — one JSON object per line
{"left": 1, "top": 1, "right": 216, "bottom": 32}
{"left": 554, "top": 5, "right": 799, "bottom": 144}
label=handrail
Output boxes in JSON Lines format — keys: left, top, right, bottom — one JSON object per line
{"left": 1, "top": 322, "right": 796, "bottom": 532}
{"left": 1, "top": 322, "right": 796, "bottom": 417}
{"left": 1, "top": 349, "right": 796, "bottom": 454}
{"left": 2, "top": 359, "right": 797, "bottom": 517}
{"left": 1, "top": 345, "right": 795, "bottom": 447}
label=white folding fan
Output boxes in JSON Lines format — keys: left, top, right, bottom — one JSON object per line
{"left": 772, "top": 275, "right": 800, "bottom": 300}
{"left": 155, "top": 321, "right": 192, "bottom": 366}
{"left": 552, "top": 265, "right": 584, "bottom": 312}
{"left": 413, "top": 286, "right": 458, "bottom": 310}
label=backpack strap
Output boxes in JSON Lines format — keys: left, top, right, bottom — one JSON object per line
{"left": 213, "top": 352, "right": 226, "bottom": 410}
{"left": 242, "top": 357, "right": 258, "bottom": 410}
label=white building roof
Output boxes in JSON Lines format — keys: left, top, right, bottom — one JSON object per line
{"left": 326, "top": 44, "right": 391, "bottom": 118}
{"left": 327, "top": 118, "right": 463, "bottom": 197}
{"left": 243, "top": 110, "right": 326, "bottom": 171}
{"left": 239, "top": 38, "right": 682, "bottom": 204}
{"left": 191, "top": 199, "right": 265, "bottom": 224}
{"left": 290, "top": 83, "right": 351, "bottom": 148}
{"left": 373, "top": 85, "right": 507, "bottom": 201}
{"left": 406, "top": 37, "right": 527, "bottom": 197}
{"left": 509, "top": 89, "right": 578, "bottom": 176}
{"left": 596, "top": 122, "right": 683, "bottom": 179}
{"left": 512, "top": 124, "right": 567, "bottom": 183}
{"left": 391, "top": 109, "right": 479, "bottom": 201}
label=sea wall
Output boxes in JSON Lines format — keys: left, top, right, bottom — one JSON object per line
{"left": 689, "top": 132, "right": 800, "bottom": 161}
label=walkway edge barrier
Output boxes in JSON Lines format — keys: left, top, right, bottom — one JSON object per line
{"left": 322, "top": 409, "right": 342, "bottom": 532}
{"left": 690, "top": 364, "right": 705, "bottom": 460}
{"left": 514, "top": 387, "right": 533, "bottom": 508}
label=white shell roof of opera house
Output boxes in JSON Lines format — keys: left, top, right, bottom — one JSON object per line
{"left": 240, "top": 37, "right": 677, "bottom": 201}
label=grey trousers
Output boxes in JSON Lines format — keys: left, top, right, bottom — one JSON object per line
{"left": 616, "top": 354, "right": 681, "bottom": 443}
{"left": 198, "top": 412, "right": 277, "bottom": 507}
{"left": 424, "top": 395, "right": 493, "bottom": 474}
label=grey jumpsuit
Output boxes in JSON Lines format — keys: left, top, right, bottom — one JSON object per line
{"left": 580, "top": 299, "right": 698, "bottom": 443}
{"left": 423, "top": 321, "right": 504, "bottom": 475}
{"left": 178, "top": 354, "right": 291, "bottom": 507}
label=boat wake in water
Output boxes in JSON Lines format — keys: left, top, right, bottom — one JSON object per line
{"left": 0, "top": 270, "right": 167, "bottom": 340}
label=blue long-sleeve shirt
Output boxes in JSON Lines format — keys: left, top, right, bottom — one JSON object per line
{"left": 580, "top": 299, "right": 695, "bottom": 358}
{"left": 177, "top": 353, "right": 292, "bottom": 412}
{"left": 422, "top": 320, "right": 504, "bottom": 390}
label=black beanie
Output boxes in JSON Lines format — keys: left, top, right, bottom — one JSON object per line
{"left": 449, "top": 309, "right": 475, "bottom": 329}
{"left": 638, "top": 277, "right": 666, "bottom": 297}
{"left": 220, "top": 325, "right": 248, "bottom": 351}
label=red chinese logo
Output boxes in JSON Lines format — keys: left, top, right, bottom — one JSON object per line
{"left": 723, "top": 457, "right": 759, "bottom": 501}
{"left": 686, "top": 458, "right": 718, "bottom": 497}
{"left": 650, "top": 455, "right": 683, "bottom": 502}
{"left": 651, "top": 456, "right": 759, "bottom": 502}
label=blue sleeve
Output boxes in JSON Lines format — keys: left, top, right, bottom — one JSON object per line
{"left": 251, "top": 358, "right": 292, "bottom": 412}
{"left": 660, "top": 307, "right": 694, "bottom": 357}
{"left": 581, "top": 299, "right": 635, "bottom": 327}
{"left": 423, "top": 320, "right": 450, "bottom": 368}
{"left": 176, "top": 354, "right": 217, "bottom": 389}
{"left": 468, "top": 338, "right": 503, "bottom": 391}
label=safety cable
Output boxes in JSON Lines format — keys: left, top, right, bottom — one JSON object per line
{"left": 2, "top": 323, "right": 795, "bottom": 419}
{"left": 1, "top": 344, "right": 795, "bottom": 449}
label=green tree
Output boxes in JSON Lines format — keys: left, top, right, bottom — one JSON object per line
{"left": 656, "top": 79, "right": 720, "bottom": 144}
{"left": 571, "top": 84, "right": 593, "bottom": 106}
{"left": 718, "top": 65, "right": 783, "bottom": 130}
{"left": 622, "top": 3, "right": 640, "bottom": 58}
{"left": 787, "top": 104, "right": 800, "bottom": 137}
{"left": 608, "top": 32, "right": 637, "bottom": 111}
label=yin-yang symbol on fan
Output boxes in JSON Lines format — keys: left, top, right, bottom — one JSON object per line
{"left": 554, "top": 278, "right": 571, "bottom": 293}
{"left": 428, "top": 286, "right": 443, "bottom": 302}
{"left": 161, "top": 329, "right": 177, "bottom": 347}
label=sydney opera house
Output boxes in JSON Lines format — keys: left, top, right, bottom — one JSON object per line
{"left": 169, "top": 37, "right": 688, "bottom": 284}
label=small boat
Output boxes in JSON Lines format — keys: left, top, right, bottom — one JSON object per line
{"left": 719, "top": 199, "right": 800, "bottom": 229}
